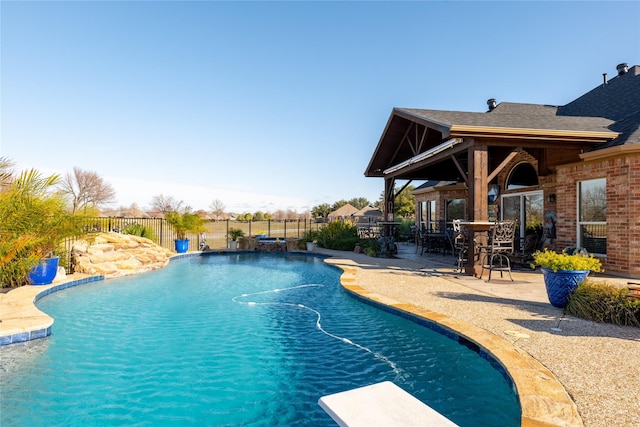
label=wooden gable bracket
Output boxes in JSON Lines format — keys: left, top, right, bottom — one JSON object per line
{"left": 450, "top": 154, "right": 468, "bottom": 187}
{"left": 391, "top": 122, "right": 430, "bottom": 165}
{"left": 487, "top": 149, "right": 520, "bottom": 183}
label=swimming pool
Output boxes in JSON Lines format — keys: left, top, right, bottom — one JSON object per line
{"left": 0, "top": 253, "right": 520, "bottom": 426}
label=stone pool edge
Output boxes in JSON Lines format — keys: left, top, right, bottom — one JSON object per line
{"left": 332, "top": 264, "right": 583, "bottom": 427}
{"left": 0, "top": 274, "right": 105, "bottom": 346}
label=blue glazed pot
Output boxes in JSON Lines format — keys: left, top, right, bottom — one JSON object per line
{"left": 174, "top": 239, "right": 189, "bottom": 253}
{"left": 541, "top": 267, "right": 590, "bottom": 308}
{"left": 28, "top": 256, "right": 60, "bottom": 285}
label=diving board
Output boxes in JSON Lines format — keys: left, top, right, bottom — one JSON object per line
{"left": 318, "top": 381, "right": 458, "bottom": 427}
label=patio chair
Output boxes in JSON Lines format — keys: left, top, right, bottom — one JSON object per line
{"left": 453, "top": 220, "right": 468, "bottom": 272}
{"left": 509, "top": 233, "right": 539, "bottom": 267}
{"left": 479, "top": 220, "right": 516, "bottom": 281}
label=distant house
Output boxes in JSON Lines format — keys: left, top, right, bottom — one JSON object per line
{"left": 327, "top": 203, "right": 359, "bottom": 222}
{"left": 101, "top": 207, "right": 151, "bottom": 218}
{"left": 366, "top": 63, "right": 640, "bottom": 277}
{"left": 351, "top": 205, "right": 383, "bottom": 227}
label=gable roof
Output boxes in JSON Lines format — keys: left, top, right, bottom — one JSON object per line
{"left": 399, "top": 104, "right": 615, "bottom": 136}
{"left": 353, "top": 205, "right": 383, "bottom": 217}
{"left": 328, "top": 203, "right": 359, "bottom": 218}
{"left": 366, "top": 63, "right": 639, "bottom": 180}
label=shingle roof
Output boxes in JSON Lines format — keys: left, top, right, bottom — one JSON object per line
{"left": 412, "top": 180, "right": 459, "bottom": 191}
{"left": 559, "top": 65, "right": 640, "bottom": 147}
{"left": 399, "top": 104, "right": 614, "bottom": 134}
{"left": 397, "top": 65, "right": 640, "bottom": 146}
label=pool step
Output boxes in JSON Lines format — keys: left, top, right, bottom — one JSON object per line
{"left": 318, "top": 381, "right": 458, "bottom": 427}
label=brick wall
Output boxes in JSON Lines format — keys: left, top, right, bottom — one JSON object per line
{"left": 556, "top": 152, "right": 640, "bottom": 277}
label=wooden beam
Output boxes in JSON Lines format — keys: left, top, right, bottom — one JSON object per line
{"left": 487, "top": 149, "right": 519, "bottom": 183}
{"left": 468, "top": 141, "right": 488, "bottom": 221}
{"left": 394, "top": 180, "right": 413, "bottom": 199}
{"left": 384, "top": 177, "right": 395, "bottom": 222}
{"left": 450, "top": 154, "right": 468, "bottom": 186}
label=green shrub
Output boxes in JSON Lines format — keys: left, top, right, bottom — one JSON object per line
{"left": 395, "top": 218, "right": 415, "bottom": 242}
{"left": 122, "top": 223, "right": 157, "bottom": 242}
{"left": 565, "top": 281, "right": 640, "bottom": 327}
{"left": 359, "top": 238, "right": 381, "bottom": 257}
{"left": 317, "top": 220, "right": 360, "bottom": 251}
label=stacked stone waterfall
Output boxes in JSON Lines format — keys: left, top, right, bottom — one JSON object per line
{"left": 72, "top": 232, "right": 174, "bottom": 279}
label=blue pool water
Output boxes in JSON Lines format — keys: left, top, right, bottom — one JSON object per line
{"left": 0, "top": 253, "right": 520, "bottom": 426}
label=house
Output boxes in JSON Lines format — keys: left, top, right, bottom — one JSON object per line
{"left": 365, "top": 63, "right": 640, "bottom": 277}
{"left": 352, "top": 205, "right": 383, "bottom": 227}
{"left": 327, "top": 203, "right": 359, "bottom": 222}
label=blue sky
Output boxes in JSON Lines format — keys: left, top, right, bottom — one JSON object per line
{"left": 2, "top": 1, "right": 639, "bottom": 214}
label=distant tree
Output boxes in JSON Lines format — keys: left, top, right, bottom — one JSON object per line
{"left": 273, "top": 209, "right": 286, "bottom": 221}
{"left": 209, "top": 199, "right": 226, "bottom": 217}
{"left": 379, "top": 185, "right": 416, "bottom": 218}
{"left": 348, "top": 197, "right": 370, "bottom": 210}
{"left": 61, "top": 167, "right": 116, "bottom": 213}
{"left": 312, "top": 203, "right": 331, "bottom": 220}
{"left": 286, "top": 209, "right": 299, "bottom": 220}
{"left": 150, "top": 194, "right": 183, "bottom": 215}
{"left": 253, "top": 211, "right": 265, "bottom": 221}
{"left": 395, "top": 185, "right": 416, "bottom": 218}
{"left": 238, "top": 213, "right": 252, "bottom": 222}
{"left": 263, "top": 212, "right": 274, "bottom": 220}
{"left": 299, "top": 210, "right": 311, "bottom": 220}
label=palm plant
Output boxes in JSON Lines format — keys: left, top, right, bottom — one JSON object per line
{"left": 165, "top": 209, "right": 206, "bottom": 240}
{"left": 0, "top": 165, "right": 87, "bottom": 287}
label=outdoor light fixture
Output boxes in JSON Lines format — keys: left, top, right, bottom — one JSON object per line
{"left": 383, "top": 138, "right": 461, "bottom": 175}
{"left": 548, "top": 194, "right": 556, "bottom": 203}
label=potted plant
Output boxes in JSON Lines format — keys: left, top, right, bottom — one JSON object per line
{"left": 165, "top": 209, "right": 206, "bottom": 253}
{"left": 299, "top": 230, "right": 320, "bottom": 251}
{"left": 531, "top": 249, "right": 603, "bottom": 308}
{"left": 227, "top": 228, "right": 245, "bottom": 250}
{"left": 1, "top": 163, "right": 88, "bottom": 287}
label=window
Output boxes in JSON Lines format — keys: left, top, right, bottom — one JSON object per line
{"left": 427, "top": 200, "right": 436, "bottom": 231}
{"left": 506, "top": 162, "right": 538, "bottom": 190}
{"left": 445, "top": 199, "right": 466, "bottom": 226}
{"left": 502, "top": 191, "right": 543, "bottom": 240}
{"left": 419, "top": 201, "right": 427, "bottom": 230}
{"left": 419, "top": 200, "right": 436, "bottom": 231}
{"left": 578, "top": 178, "right": 606, "bottom": 255}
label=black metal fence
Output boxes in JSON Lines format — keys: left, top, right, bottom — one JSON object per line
{"left": 62, "top": 218, "right": 325, "bottom": 269}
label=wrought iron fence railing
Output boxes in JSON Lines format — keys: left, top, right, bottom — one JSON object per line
{"left": 62, "top": 218, "right": 325, "bottom": 271}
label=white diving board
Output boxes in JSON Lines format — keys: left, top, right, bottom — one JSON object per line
{"left": 318, "top": 381, "right": 459, "bottom": 427}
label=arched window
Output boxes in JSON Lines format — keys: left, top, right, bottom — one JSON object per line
{"left": 506, "top": 162, "right": 538, "bottom": 190}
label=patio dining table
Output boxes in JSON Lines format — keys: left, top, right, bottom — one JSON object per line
{"left": 458, "top": 220, "right": 494, "bottom": 276}
{"left": 420, "top": 232, "right": 448, "bottom": 255}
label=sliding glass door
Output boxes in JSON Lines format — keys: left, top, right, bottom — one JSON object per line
{"left": 501, "top": 191, "right": 543, "bottom": 239}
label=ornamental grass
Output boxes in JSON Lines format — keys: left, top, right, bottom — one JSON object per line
{"left": 566, "top": 281, "right": 640, "bottom": 327}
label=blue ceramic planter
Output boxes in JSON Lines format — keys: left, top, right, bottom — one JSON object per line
{"left": 28, "top": 256, "right": 60, "bottom": 285}
{"left": 174, "top": 239, "right": 190, "bottom": 253}
{"left": 541, "top": 267, "right": 590, "bottom": 308}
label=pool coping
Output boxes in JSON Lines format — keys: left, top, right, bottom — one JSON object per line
{"left": 1, "top": 251, "right": 582, "bottom": 426}
{"left": 333, "top": 264, "right": 583, "bottom": 427}
{"left": 0, "top": 274, "right": 105, "bottom": 346}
